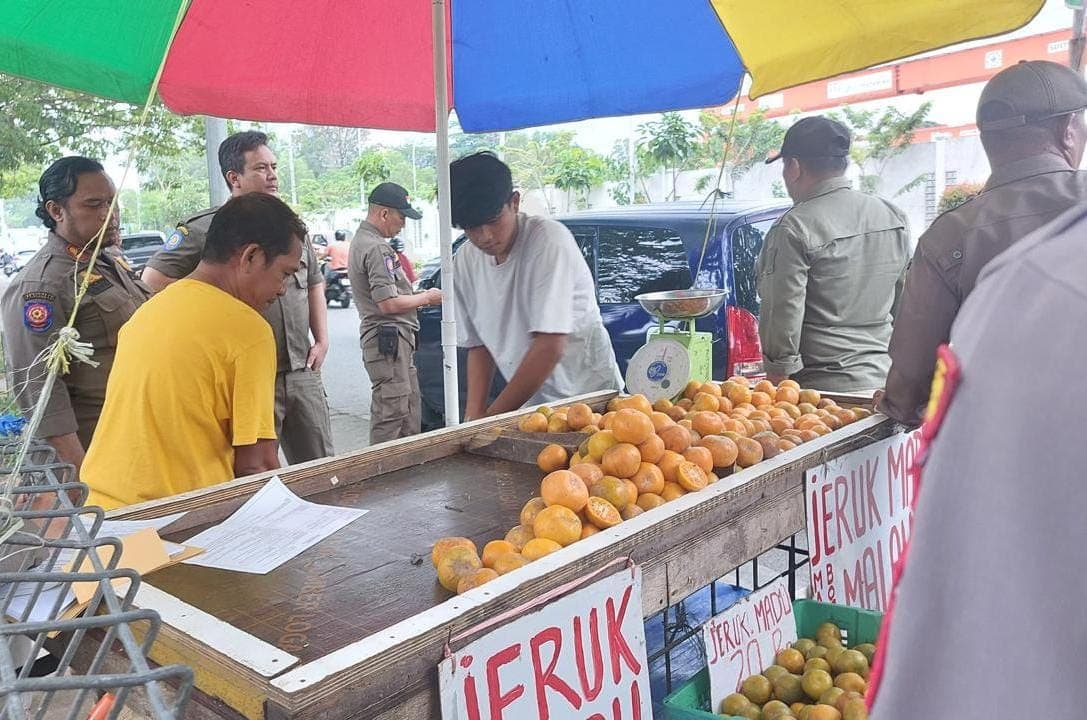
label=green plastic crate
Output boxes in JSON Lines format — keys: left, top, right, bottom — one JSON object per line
{"left": 661, "top": 600, "right": 883, "bottom": 720}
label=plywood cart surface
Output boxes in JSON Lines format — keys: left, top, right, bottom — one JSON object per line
{"left": 99, "top": 391, "right": 894, "bottom": 720}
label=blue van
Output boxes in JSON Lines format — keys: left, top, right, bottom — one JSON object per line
{"left": 415, "top": 199, "right": 792, "bottom": 428}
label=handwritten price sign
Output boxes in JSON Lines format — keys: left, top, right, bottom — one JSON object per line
{"left": 805, "top": 429, "right": 922, "bottom": 611}
{"left": 703, "top": 576, "right": 797, "bottom": 708}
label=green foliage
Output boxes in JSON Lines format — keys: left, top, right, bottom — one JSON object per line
{"left": 938, "top": 181, "right": 984, "bottom": 214}
{"left": 829, "top": 103, "right": 932, "bottom": 194}
{"left": 694, "top": 109, "right": 786, "bottom": 188}
{"left": 637, "top": 112, "right": 698, "bottom": 200}
{"left": 122, "top": 153, "right": 210, "bottom": 233}
{"left": 551, "top": 145, "right": 607, "bottom": 209}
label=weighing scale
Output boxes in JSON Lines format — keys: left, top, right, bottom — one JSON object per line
{"left": 625, "top": 289, "right": 728, "bottom": 402}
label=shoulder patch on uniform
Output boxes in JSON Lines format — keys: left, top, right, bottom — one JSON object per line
{"left": 384, "top": 254, "right": 398, "bottom": 278}
{"left": 22, "top": 290, "right": 56, "bottom": 303}
{"left": 921, "top": 344, "right": 961, "bottom": 443}
{"left": 164, "top": 226, "right": 188, "bottom": 251}
{"left": 22, "top": 299, "right": 54, "bottom": 333}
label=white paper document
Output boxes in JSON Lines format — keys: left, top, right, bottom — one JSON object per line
{"left": 182, "top": 477, "right": 367, "bottom": 574}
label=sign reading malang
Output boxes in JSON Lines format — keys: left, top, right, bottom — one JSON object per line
{"left": 439, "top": 566, "right": 651, "bottom": 720}
{"left": 702, "top": 576, "right": 797, "bottom": 708}
{"left": 805, "top": 429, "right": 922, "bottom": 611}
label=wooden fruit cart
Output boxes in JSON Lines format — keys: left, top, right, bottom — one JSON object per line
{"left": 85, "top": 390, "right": 894, "bottom": 720}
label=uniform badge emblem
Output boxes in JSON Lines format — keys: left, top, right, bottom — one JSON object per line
{"left": 164, "top": 226, "right": 188, "bottom": 251}
{"left": 385, "top": 254, "right": 398, "bottom": 278}
{"left": 23, "top": 300, "right": 54, "bottom": 333}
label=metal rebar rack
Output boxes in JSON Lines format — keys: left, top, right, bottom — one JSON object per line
{"left": 0, "top": 440, "right": 192, "bottom": 720}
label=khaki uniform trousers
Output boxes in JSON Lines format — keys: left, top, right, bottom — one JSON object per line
{"left": 362, "top": 329, "right": 421, "bottom": 444}
{"left": 274, "top": 368, "right": 334, "bottom": 463}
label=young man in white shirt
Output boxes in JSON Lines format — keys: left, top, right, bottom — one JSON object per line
{"left": 450, "top": 151, "right": 622, "bottom": 420}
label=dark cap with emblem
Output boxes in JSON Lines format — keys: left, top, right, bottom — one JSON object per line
{"left": 368, "top": 182, "right": 422, "bottom": 219}
{"left": 977, "top": 60, "right": 1087, "bottom": 132}
{"left": 766, "top": 116, "right": 851, "bottom": 163}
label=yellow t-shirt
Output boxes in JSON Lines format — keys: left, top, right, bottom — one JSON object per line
{"left": 83, "top": 279, "right": 277, "bottom": 509}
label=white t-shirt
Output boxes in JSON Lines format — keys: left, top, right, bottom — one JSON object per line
{"left": 454, "top": 213, "right": 622, "bottom": 405}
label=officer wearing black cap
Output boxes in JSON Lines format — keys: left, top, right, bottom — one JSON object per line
{"left": 757, "top": 115, "right": 910, "bottom": 392}
{"left": 349, "top": 182, "right": 442, "bottom": 444}
{"left": 880, "top": 60, "right": 1087, "bottom": 426}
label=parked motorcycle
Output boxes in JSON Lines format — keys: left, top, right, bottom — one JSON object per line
{"left": 1, "top": 254, "right": 16, "bottom": 277}
{"left": 321, "top": 260, "right": 352, "bottom": 308}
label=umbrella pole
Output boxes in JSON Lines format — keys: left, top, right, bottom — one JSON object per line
{"left": 433, "top": 0, "right": 460, "bottom": 426}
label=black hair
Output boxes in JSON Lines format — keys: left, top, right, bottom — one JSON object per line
{"left": 449, "top": 151, "right": 514, "bottom": 229}
{"left": 35, "top": 156, "right": 105, "bottom": 230}
{"left": 796, "top": 155, "right": 849, "bottom": 175}
{"left": 203, "top": 193, "right": 307, "bottom": 265}
{"left": 334, "top": 229, "right": 348, "bottom": 242}
{"left": 218, "top": 130, "right": 270, "bottom": 187}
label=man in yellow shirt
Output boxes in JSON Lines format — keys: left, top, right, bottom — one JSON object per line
{"left": 82, "top": 193, "right": 306, "bottom": 509}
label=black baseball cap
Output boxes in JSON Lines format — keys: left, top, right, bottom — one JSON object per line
{"left": 977, "top": 60, "right": 1087, "bottom": 132}
{"left": 368, "top": 182, "right": 422, "bottom": 219}
{"left": 766, "top": 116, "right": 851, "bottom": 164}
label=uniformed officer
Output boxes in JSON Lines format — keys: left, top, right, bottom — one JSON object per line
{"left": 869, "top": 204, "right": 1087, "bottom": 718}
{"left": 1, "top": 157, "right": 150, "bottom": 471}
{"left": 879, "top": 60, "right": 1087, "bottom": 426}
{"left": 140, "top": 130, "right": 333, "bottom": 463}
{"left": 349, "top": 182, "right": 442, "bottom": 444}
{"left": 757, "top": 116, "right": 910, "bottom": 392}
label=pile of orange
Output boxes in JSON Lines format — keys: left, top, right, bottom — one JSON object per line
{"left": 431, "top": 377, "right": 870, "bottom": 594}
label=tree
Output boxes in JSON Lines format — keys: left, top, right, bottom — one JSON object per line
{"left": 694, "top": 109, "right": 786, "bottom": 192}
{"left": 504, "top": 131, "right": 573, "bottom": 213}
{"left": 551, "top": 145, "right": 607, "bottom": 209}
{"left": 830, "top": 103, "right": 933, "bottom": 194}
{"left": 296, "top": 126, "right": 366, "bottom": 176}
{"left": 637, "top": 112, "right": 698, "bottom": 200}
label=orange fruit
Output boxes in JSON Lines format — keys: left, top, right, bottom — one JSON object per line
{"left": 580, "top": 524, "right": 601, "bottom": 539}
{"left": 716, "top": 395, "right": 734, "bottom": 413}
{"left": 519, "top": 497, "right": 548, "bottom": 526}
{"left": 586, "top": 428, "right": 618, "bottom": 459}
{"left": 546, "top": 413, "right": 570, "bottom": 433}
{"left": 682, "top": 380, "right": 702, "bottom": 400}
{"left": 699, "top": 382, "right": 722, "bottom": 397}
{"left": 637, "top": 433, "right": 666, "bottom": 463}
{"left": 601, "top": 443, "right": 641, "bottom": 478}
{"left": 637, "top": 493, "right": 666, "bottom": 511}
{"left": 682, "top": 446, "right": 714, "bottom": 474}
{"left": 431, "top": 537, "right": 477, "bottom": 568}
{"left": 518, "top": 412, "right": 548, "bottom": 433}
{"left": 652, "top": 398, "right": 673, "bottom": 412}
{"left": 691, "top": 392, "right": 720, "bottom": 412}
{"left": 770, "top": 416, "right": 794, "bottom": 434}
{"left": 778, "top": 439, "right": 797, "bottom": 452}
{"left": 505, "top": 524, "right": 535, "bottom": 550}
{"left": 834, "top": 673, "right": 866, "bottom": 694}
{"left": 650, "top": 411, "right": 674, "bottom": 432}
{"left": 750, "top": 391, "right": 772, "bottom": 407}
{"left": 666, "top": 405, "right": 688, "bottom": 421}
{"left": 753, "top": 379, "right": 776, "bottom": 395}
{"left": 797, "top": 402, "right": 819, "bottom": 416}
{"left": 537, "top": 443, "right": 569, "bottom": 472}
{"left": 584, "top": 497, "right": 622, "bottom": 529}
{"left": 436, "top": 547, "right": 483, "bottom": 591}
{"left": 621, "top": 503, "right": 644, "bottom": 520}
{"left": 706, "top": 471, "right": 719, "bottom": 484}
{"left": 776, "top": 647, "right": 806, "bottom": 673}
{"left": 566, "top": 403, "right": 593, "bottom": 430}
{"left": 591, "top": 412, "right": 603, "bottom": 426}
{"left": 661, "top": 482, "right": 687, "bottom": 501}
{"left": 533, "top": 505, "right": 582, "bottom": 546}
{"left": 457, "top": 567, "right": 498, "bottom": 594}
{"left": 690, "top": 411, "right": 724, "bottom": 437}
{"left": 521, "top": 537, "right": 563, "bottom": 560}
{"left": 481, "top": 540, "right": 519, "bottom": 568}
{"left": 630, "top": 462, "right": 666, "bottom": 495}
{"left": 611, "top": 408, "right": 655, "bottom": 445}
{"left": 675, "top": 461, "right": 709, "bottom": 491}
{"left": 570, "top": 462, "right": 604, "bottom": 487}
{"left": 658, "top": 424, "right": 691, "bottom": 453}
{"left": 541, "top": 470, "right": 589, "bottom": 511}
{"left": 699, "top": 435, "right": 739, "bottom": 468}
{"left": 808, "top": 705, "right": 842, "bottom": 720}
{"left": 779, "top": 379, "right": 800, "bottom": 390}
{"left": 798, "top": 389, "right": 821, "bottom": 406}
{"left": 726, "top": 383, "right": 752, "bottom": 406}
{"left": 735, "top": 437, "right": 765, "bottom": 468}
{"left": 657, "top": 449, "right": 685, "bottom": 482}
{"left": 774, "top": 386, "right": 800, "bottom": 405}
{"left": 589, "top": 475, "right": 632, "bottom": 510}
{"left": 600, "top": 411, "right": 616, "bottom": 430}
{"left": 622, "top": 479, "right": 640, "bottom": 507}
{"left": 492, "top": 552, "right": 529, "bottom": 575}
{"left": 612, "top": 394, "right": 653, "bottom": 416}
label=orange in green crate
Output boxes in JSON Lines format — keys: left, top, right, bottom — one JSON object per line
{"left": 662, "top": 600, "right": 882, "bottom": 720}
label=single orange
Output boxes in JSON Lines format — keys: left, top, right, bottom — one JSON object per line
{"left": 537, "top": 444, "right": 569, "bottom": 472}
{"left": 492, "top": 552, "right": 529, "bottom": 575}
{"left": 566, "top": 403, "right": 593, "bottom": 430}
{"left": 546, "top": 413, "right": 570, "bottom": 433}
{"left": 589, "top": 475, "right": 632, "bottom": 510}
{"left": 457, "top": 567, "right": 498, "bottom": 594}
{"left": 774, "top": 385, "right": 800, "bottom": 405}
{"left": 778, "top": 379, "right": 801, "bottom": 390}
{"left": 637, "top": 433, "right": 666, "bottom": 463}
{"left": 798, "top": 389, "right": 821, "bottom": 406}
{"left": 661, "top": 482, "right": 687, "bottom": 501}
{"left": 621, "top": 503, "right": 644, "bottom": 520}
{"left": 753, "top": 379, "right": 776, "bottom": 395}
{"left": 601, "top": 443, "right": 641, "bottom": 478}
{"left": 541, "top": 469, "right": 589, "bottom": 511}
{"left": 699, "top": 382, "right": 722, "bottom": 397}
{"left": 481, "top": 540, "right": 519, "bottom": 569}
{"left": 431, "top": 537, "right": 477, "bottom": 568}
{"left": 698, "top": 435, "right": 739, "bottom": 468}
{"left": 716, "top": 395, "right": 734, "bottom": 413}
{"left": 436, "top": 547, "right": 483, "bottom": 592}
{"left": 658, "top": 424, "right": 692, "bottom": 453}
{"left": 650, "top": 411, "right": 674, "bottom": 432}
{"left": 611, "top": 408, "right": 655, "bottom": 444}
{"left": 520, "top": 497, "right": 548, "bottom": 526}
{"left": 690, "top": 411, "right": 724, "bottom": 437}
{"left": 675, "top": 461, "right": 709, "bottom": 491}
{"left": 533, "top": 505, "right": 582, "bottom": 546}
{"left": 735, "top": 437, "right": 765, "bottom": 468}
{"left": 570, "top": 462, "right": 604, "bottom": 487}
{"left": 518, "top": 412, "right": 548, "bottom": 433}
{"left": 637, "top": 493, "right": 666, "bottom": 511}
{"left": 505, "top": 524, "right": 535, "bottom": 550}
{"left": 682, "top": 380, "right": 702, "bottom": 400}
{"left": 657, "top": 449, "right": 685, "bottom": 482}
{"left": 630, "top": 462, "right": 666, "bottom": 495}
{"left": 521, "top": 538, "right": 563, "bottom": 560}
{"left": 580, "top": 524, "right": 601, "bottom": 539}
{"left": 586, "top": 428, "right": 619, "bottom": 459}
{"left": 584, "top": 496, "right": 622, "bottom": 529}
{"left": 682, "top": 446, "right": 714, "bottom": 474}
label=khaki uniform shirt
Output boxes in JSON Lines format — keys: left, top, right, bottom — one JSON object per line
{"left": 880, "top": 155, "right": 1087, "bottom": 425}
{"left": 146, "top": 207, "right": 323, "bottom": 372}
{"left": 1, "top": 233, "right": 151, "bottom": 446}
{"left": 871, "top": 204, "right": 1087, "bottom": 719}
{"left": 348, "top": 220, "right": 418, "bottom": 338}
{"left": 755, "top": 177, "right": 910, "bottom": 392}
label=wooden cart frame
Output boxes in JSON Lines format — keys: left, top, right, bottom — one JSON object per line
{"left": 96, "top": 391, "right": 894, "bottom": 720}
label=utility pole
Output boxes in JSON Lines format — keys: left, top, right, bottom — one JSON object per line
{"left": 1071, "top": 6, "right": 1086, "bottom": 71}
{"left": 286, "top": 128, "right": 298, "bottom": 206}
{"left": 205, "top": 117, "right": 229, "bottom": 206}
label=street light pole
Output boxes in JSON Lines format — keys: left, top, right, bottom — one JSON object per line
{"left": 205, "top": 116, "right": 229, "bottom": 207}
{"left": 1071, "top": 7, "right": 1085, "bottom": 71}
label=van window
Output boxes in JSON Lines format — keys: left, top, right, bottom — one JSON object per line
{"left": 731, "top": 218, "right": 776, "bottom": 314}
{"left": 593, "top": 226, "right": 691, "bottom": 304}
{"left": 565, "top": 226, "right": 597, "bottom": 275}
